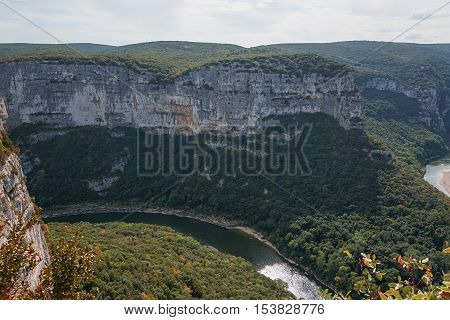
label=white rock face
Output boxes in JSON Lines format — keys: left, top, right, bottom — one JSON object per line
{"left": 0, "top": 97, "right": 7, "bottom": 122}
{"left": 87, "top": 176, "right": 120, "bottom": 192}
{"left": 0, "top": 61, "right": 363, "bottom": 131}
{"left": 365, "top": 77, "right": 446, "bottom": 131}
{"left": 111, "top": 156, "right": 128, "bottom": 173}
{"left": 0, "top": 100, "right": 50, "bottom": 290}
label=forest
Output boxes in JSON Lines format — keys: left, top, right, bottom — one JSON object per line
{"left": 3, "top": 41, "right": 449, "bottom": 296}
{"left": 0, "top": 48, "right": 348, "bottom": 85}
{"left": 46, "top": 221, "right": 294, "bottom": 300}
{"left": 11, "top": 96, "right": 449, "bottom": 294}
{"left": 2, "top": 41, "right": 449, "bottom": 89}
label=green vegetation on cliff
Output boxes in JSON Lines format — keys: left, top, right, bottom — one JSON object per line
{"left": 2, "top": 41, "right": 449, "bottom": 88}
{"left": 0, "top": 41, "right": 243, "bottom": 58}
{"left": 0, "top": 209, "right": 97, "bottom": 300}
{"left": 4, "top": 40, "right": 449, "bottom": 296}
{"left": 0, "top": 49, "right": 348, "bottom": 84}
{"left": 12, "top": 108, "right": 449, "bottom": 294}
{"left": 0, "top": 129, "right": 15, "bottom": 164}
{"left": 46, "top": 221, "right": 294, "bottom": 300}
{"left": 260, "top": 41, "right": 450, "bottom": 88}
{"left": 12, "top": 113, "right": 383, "bottom": 213}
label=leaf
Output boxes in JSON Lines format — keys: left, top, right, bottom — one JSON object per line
{"left": 379, "top": 291, "right": 389, "bottom": 300}
{"left": 388, "top": 282, "right": 397, "bottom": 288}
{"left": 375, "top": 272, "right": 383, "bottom": 281}
{"left": 392, "top": 289, "right": 403, "bottom": 300}
{"left": 354, "top": 280, "right": 364, "bottom": 293}
{"left": 402, "top": 285, "right": 414, "bottom": 297}
{"left": 384, "top": 288, "right": 402, "bottom": 299}
{"left": 343, "top": 250, "right": 353, "bottom": 259}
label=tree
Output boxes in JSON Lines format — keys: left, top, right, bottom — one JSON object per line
{"left": 36, "top": 229, "right": 99, "bottom": 299}
{"left": 321, "top": 248, "right": 450, "bottom": 300}
{"left": 0, "top": 214, "right": 98, "bottom": 300}
{"left": 0, "top": 215, "right": 38, "bottom": 299}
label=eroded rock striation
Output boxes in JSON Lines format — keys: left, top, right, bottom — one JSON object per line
{"left": 0, "top": 60, "right": 363, "bottom": 131}
{"left": 0, "top": 98, "right": 50, "bottom": 290}
{"left": 365, "top": 77, "right": 448, "bottom": 132}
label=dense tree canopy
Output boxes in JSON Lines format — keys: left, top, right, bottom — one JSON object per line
{"left": 47, "top": 222, "right": 294, "bottom": 300}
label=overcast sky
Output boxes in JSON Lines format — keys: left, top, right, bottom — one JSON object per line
{"left": 0, "top": 0, "right": 449, "bottom": 47}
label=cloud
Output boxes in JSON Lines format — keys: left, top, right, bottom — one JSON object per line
{"left": 0, "top": 0, "right": 449, "bottom": 46}
{"left": 404, "top": 33, "right": 426, "bottom": 41}
{"left": 411, "top": 10, "right": 450, "bottom": 20}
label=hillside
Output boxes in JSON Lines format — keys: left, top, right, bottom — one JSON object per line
{"left": 46, "top": 221, "right": 294, "bottom": 300}
{"left": 260, "top": 41, "right": 450, "bottom": 87}
{"left": 0, "top": 41, "right": 243, "bottom": 57}
{"left": 11, "top": 111, "right": 449, "bottom": 293}
{"left": 2, "top": 41, "right": 449, "bottom": 295}
{"left": 0, "top": 43, "right": 117, "bottom": 57}
{"left": 0, "top": 54, "right": 358, "bottom": 130}
{"left": 118, "top": 41, "right": 244, "bottom": 54}
{"left": 0, "top": 48, "right": 345, "bottom": 83}
{"left": 1, "top": 94, "right": 296, "bottom": 300}
{"left": 2, "top": 41, "right": 449, "bottom": 133}
{"left": 0, "top": 41, "right": 244, "bottom": 82}
{"left": 0, "top": 99, "right": 50, "bottom": 294}
{"left": 2, "top": 41, "right": 449, "bottom": 87}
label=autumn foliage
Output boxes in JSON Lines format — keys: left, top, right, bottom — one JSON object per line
{"left": 322, "top": 248, "right": 450, "bottom": 300}
{"left": 0, "top": 215, "right": 98, "bottom": 300}
{"left": 0, "top": 216, "right": 39, "bottom": 299}
{"left": 35, "top": 229, "right": 99, "bottom": 299}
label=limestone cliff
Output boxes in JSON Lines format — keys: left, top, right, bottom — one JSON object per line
{"left": 0, "top": 60, "right": 362, "bottom": 131}
{"left": 0, "top": 97, "right": 50, "bottom": 290}
{"left": 365, "top": 77, "right": 448, "bottom": 132}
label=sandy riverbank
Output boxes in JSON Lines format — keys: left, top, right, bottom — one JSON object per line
{"left": 440, "top": 171, "right": 450, "bottom": 195}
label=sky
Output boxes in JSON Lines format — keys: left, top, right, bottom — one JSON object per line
{"left": 0, "top": 0, "right": 449, "bottom": 47}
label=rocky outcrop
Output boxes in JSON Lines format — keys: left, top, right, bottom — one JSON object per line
{"left": 0, "top": 97, "right": 7, "bottom": 123}
{"left": 0, "top": 99, "right": 50, "bottom": 290}
{"left": 0, "top": 61, "right": 362, "bottom": 132}
{"left": 365, "top": 77, "right": 446, "bottom": 132}
{"left": 86, "top": 176, "right": 120, "bottom": 192}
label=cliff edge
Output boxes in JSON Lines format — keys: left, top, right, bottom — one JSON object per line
{"left": 0, "top": 97, "right": 50, "bottom": 290}
{"left": 0, "top": 55, "right": 362, "bottom": 131}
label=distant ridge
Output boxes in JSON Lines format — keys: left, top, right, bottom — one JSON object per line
{"left": 2, "top": 40, "right": 448, "bottom": 89}
{"left": 1, "top": 40, "right": 449, "bottom": 57}
{"left": 0, "top": 41, "right": 244, "bottom": 57}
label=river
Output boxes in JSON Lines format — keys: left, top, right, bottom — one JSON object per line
{"left": 424, "top": 152, "right": 450, "bottom": 197}
{"left": 47, "top": 211, "right": 321, "bottom": 299}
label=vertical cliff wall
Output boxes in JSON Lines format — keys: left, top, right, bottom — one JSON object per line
{"left": 365, "top": 77, "right": 448, "bottom": 132}
{"left": 0, "top": 60, "right": 362, "bottom": 131}
{"left": 0, "top": 97, "right": 50, "bottom": 290}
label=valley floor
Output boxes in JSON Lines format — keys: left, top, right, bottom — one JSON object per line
{"left": 46, "top": 221, "right": 296, "bottom": 299}
{"left": 44, "top": 203, "right": 333, "bottom": 293}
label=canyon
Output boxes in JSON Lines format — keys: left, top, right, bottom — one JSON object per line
{"left": 365, "top": 77, "right": 448, "bottom": 132}
{"left": 0, "top": 45, "right": 448, "bottom": 298}
{"left": 0, "top": 60, "right": 362, "bottom": 132}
